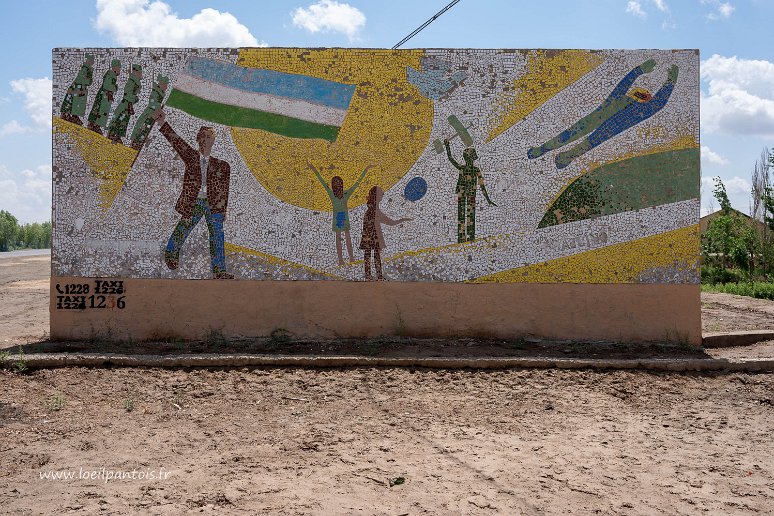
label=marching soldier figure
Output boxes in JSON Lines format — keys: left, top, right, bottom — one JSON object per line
{"left": 129, "top": 74, "right": 169, "bottom": 150}
{"left": 87, "top": 59, "right": 121, "bottom": 135}
{"left": 106, "top": 64, "right": 142, "bottom": 144}
{"left": 60, "top": 54, "right": 94, "bottom": 126}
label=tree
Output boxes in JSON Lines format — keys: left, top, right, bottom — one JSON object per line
{"left": 0, "top": 210, "right": 19, "bottom": 252}
{"left": 751, "top": 147, "right": 772, "bottom": 275}
{"left": 24, "top": 223, "right": 44, "bottom": 248}
{"left": 763, "top": 150, "right": 774, "bottom": 231}
{"left": 40, "top": 221, "right": 52, "bottom": 248}
{"left": 0, "top": 211, "right": 52, "bottom": 251}
{"left": 703, "top": 178, "right": 760, "bottom": 279}
{"left": 713, "top": 177, "right": 732, "bottom": 214}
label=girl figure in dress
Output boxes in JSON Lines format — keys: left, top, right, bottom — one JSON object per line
{"left": 359, "top": 186, "right": 412, "bottom": 281}
{"left": 309, "top": 162, "right": 372, "bottom": 266}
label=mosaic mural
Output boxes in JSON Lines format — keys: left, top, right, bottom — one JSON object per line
{"left": 52, "top": 48, "right": 700, "bottom": 283}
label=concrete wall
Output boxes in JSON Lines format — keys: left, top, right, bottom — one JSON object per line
{"left": 51, "top": 48, "right": 700, "bottom": 343}
{"left": 50, "top": 278, "right": 700, "bottom": 343}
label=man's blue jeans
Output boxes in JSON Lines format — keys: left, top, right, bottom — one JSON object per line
{"left": 165, "top": 198, "right": 226, "bottom": 272}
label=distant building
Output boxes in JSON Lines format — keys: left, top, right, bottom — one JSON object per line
{"left": 700, "top": 208, "right": 768, "bottom": 237}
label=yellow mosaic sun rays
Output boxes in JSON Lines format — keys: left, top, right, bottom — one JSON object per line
{"left": 235, "top": 49, "right": 434, "bottom": 212}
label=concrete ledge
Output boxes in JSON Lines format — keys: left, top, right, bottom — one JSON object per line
{"left": 702, "top": 330, "right": 774, "bottom": 348}
{"left": 4, "top": 353, "right": 774, "bottom": 373}
{"left": 50, "top": 278, "right": 702, "bottom": 344}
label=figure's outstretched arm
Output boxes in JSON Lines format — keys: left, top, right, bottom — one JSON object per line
{"left": 444, "top": 139, "right": 463, "bottom": 170}
{"left": 623, "top": 65, "right": 679, "bottom": 122}
{"left": 154, "top": 110, "right": 194, "bottom": 159}
{"left": 308, "top": 162, "right": 334, "bottom": 197}
{"left": 345, "top": 164, "right": 373, "bottom": 196}
{"left": 645, "top": 66, "right": 678, "bottom": 113}
{"left": 379, "top": 210, "right": 412, "bottom": 226}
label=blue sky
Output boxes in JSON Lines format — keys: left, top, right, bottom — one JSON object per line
{"left": 1, "top": 0, "right": 773, "bottom": 222}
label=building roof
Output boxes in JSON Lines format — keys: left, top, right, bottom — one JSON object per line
{"left": 700, "top": 208, "right": 768, "bottom": 234}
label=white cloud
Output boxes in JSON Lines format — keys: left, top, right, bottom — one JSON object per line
{"left": 701, "top": 175, "right": 751, "bottom": 195}
{"left": 94, "top": 0, "right": 264, "bottom": 47}
{"left": 718, "top": 2, "right": 734, "bottom": 17}
{"left": 702, "top": 0, "right": 734, "bottom": 20}
{"left": 0, "top": 120, "right": 31, "bottom": 137}
{"left": 701, "top": 55, "right": 774, "bottom": 137}
{"left": 626, "top": 1, "right": 646, "bottom": 17}
{"left": 0, "top": 164, "right": 52, "bottom": 223}
{"left": 626, "top": 1, "right": 674, "bottom": 28}
{"left": 7, "top": 77, "right": 52, "bottom": 132}
{"left": 701, "top": 146, "right": 730, "bottom": 165}
{"left": 726, "top": 176, "right": 752, "bottom": 195}
{"left": 700, "top": 176, "right": 716, "bottom": 193}
{"left": 292, "top": 0, "right": 366, "bottom": 40}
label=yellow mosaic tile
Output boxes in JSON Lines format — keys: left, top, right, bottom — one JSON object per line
{"left": 235, "top": 48, "right": 433, "bottom": 211}
{"left": 486, "top": 50, "right": 604, "bottom": 142}
{"left": 470, "top": 225, "right": 700, "bottom": 283}
{"left": 53, "top": 116, "right": 137, "bottom": 210}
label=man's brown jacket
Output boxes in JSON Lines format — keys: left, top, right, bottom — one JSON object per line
{"left": 159, "top": 122, "right": 230, "bottom": 219}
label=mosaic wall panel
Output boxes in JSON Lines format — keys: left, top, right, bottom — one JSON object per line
{"left": 52, "top": 48, "right": 700, "bottom": 283}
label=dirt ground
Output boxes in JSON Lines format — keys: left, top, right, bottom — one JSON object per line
{"left": 0, "top": 251, "right": 50, "bottom": 348}
{"left": 1, "top": 252, "right": 773, "bottom": 514}
{"left": 702, "top": 291, "right": 774, "bottom": 333}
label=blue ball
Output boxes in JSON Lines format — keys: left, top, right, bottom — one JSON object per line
{"left": 404, "top": 176, "right": 427, "bottom": 202}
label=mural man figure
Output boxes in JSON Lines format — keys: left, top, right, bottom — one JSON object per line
{"left": 107, "top": 64, "right": 143, "bottom": 144}
{"left": 87, "top": 59, "right": 121, "bottom": 135}
{"left": 152, "top": 109, "right": 234, "bottom": 280}
{"left": 60, "top": 54, "right": 94, "bottom": 125}
{"left": 527, "top": 59, "right": 679, "bottom": 169}
{"left": 443, "top": 139, "right": 496, "bottom": 243}
{"left": 129, "top": 74, "right": 169, "bottom": 150}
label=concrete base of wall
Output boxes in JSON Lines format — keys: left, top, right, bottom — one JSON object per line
{"left": 50, "top": 277, "right": 701, "bottom": 344}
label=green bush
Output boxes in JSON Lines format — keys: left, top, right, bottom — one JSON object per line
{"left": 702, "top": 281, "right": 774, "bottom": 300}
{"left": 701, "top": 265, "right": 743, "bottom": 285}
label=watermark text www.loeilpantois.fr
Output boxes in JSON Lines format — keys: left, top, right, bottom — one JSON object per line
{"left": 40, "top": 467, "right": 171, "bottom": 483}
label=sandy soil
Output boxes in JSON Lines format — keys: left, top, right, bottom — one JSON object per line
{"left": 2, "top": 367, "right": 773, "bottom": 514}
{"left": 0, "top": 251, "right": 50, "bottom": 347}
{"left": 702, "top": 291, "right": 774, "bottom": 333}
{"left": 1, "top": 252, "right": 774, "bottom": 514}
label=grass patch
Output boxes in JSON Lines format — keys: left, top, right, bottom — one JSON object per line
{"left": 702, "top": 282, "right": 774, "bottom": 301}
{"left": 205, "top": 329, "right": 228, "bottom": 348}
{"left": 11, "top": 346, "right": 28, "bottom": 374}
{"left": 269, "top": 328, "right": 291, "bottom": 346}
{"left": 44, "top": 393, "right": 65, "bottom": 412}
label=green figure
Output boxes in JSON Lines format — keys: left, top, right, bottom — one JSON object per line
{"left": 107, "top": 64, "right": 143, "bottom": 144}
{"left": 444, "top": 139, "right": 496, "bottom": 243}
{"left": 87, "top": 59, "right": 122, "bottom": 135}
{"left": 129, "top": 74, "right": 169, "bottom": 150}
{"left": 60, "top": 54, "right": 94, "bottom": 125}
